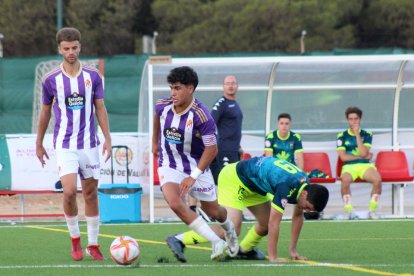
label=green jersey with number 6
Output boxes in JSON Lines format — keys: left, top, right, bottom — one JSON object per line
{"left": 236, "top": 156, "right": 309, "bottom": 213}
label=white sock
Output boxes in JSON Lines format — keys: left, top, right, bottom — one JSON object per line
{"left": 175, "top": 233, "right": 184, "bottom": 242}
{"left": 65, "top": 214, "right": 80, "bottom": 238}
{"left": 219, "top": 217, "right": 234, "bottom": 234}
{"left": 189, "top": 216, "right": 221, "bottom": 243}
{"left": 85, "top": 215, "right": 100, "bottom": 246}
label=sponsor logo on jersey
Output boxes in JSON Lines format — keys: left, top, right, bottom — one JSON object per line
{"left": 65, "top": 92, "right": 85, "bottom": 110}
{"left": 337, "top": 139, "right": 342, "bottom": 146}
{"left": 164, "top": 127, "right": 184, "bottom": 144}
{"left": 265, "top": 140, "right": 271, "bottom": 147}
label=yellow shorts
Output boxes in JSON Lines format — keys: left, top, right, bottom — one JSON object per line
{"left": 217, "top": 163, "right": 272, "bottom": 210}
{"left": 341, "top": 163, "right": 377, "bottom": 181}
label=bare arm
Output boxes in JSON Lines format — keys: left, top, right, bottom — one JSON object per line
{"left": 264, "top": 151, "right": 273, "bottom": 157}
{"left": 152, "top": 112, "right": 160, "bottom": 156}
{"left": 295, "top": 151, "right": 304, "bottom": 170}
{"left": 290, "top": 204, "right": 306, "bottom": 260}
{"left": 35, "top": 104, "right": 52, "bottom": 167}
{"left": 94, "top": 99, "right": 111, "bottom": 162}
{"left": 338, "top": 149, "right": 370, "bottom": 162}
{"left": 267, "top": 207, "right": 284, "bottom": 262}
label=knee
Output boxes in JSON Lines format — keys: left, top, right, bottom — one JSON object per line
{"left": 255, "top": 223, "right": 268, "bottom": 236}
{"left": 64, "top": 190, "right": 77, "bottom": 202}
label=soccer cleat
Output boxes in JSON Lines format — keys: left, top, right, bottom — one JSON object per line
{"left": 211, "top": 240, "right": 228, "bottom": 261}
{"left": 71, "top": 237, "right": 83, "bottom": 261}
{"left": 166, "top": 236, "right": 187, "bottom": 263}
{"left": 347, "top": 211, "right": 359, "bottom": 220}
{"left": 235, "top": 248, "right": 266, "bottom": 260}
{"left": 368, "top": 211, "right": 380, "bottom": 220}
{"left": 224, "top": 230, "right": 239, "bottom": 257}
{"left": 86, "top": 245, "right": 105, "bottom": 260}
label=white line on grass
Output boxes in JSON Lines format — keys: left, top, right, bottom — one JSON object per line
{"left": 0, "top": 263, "right": 413, "bottom": 269}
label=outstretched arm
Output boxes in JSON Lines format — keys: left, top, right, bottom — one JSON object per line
{"left": 290, "top": 204, "right": 307, "bottom": 260}
{"left": 268, "top": 207, "right": 284, "bottom": 262}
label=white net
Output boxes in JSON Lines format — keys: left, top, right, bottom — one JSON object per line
{"left": 31, "top": 59, "right": 102, "bottom": 133}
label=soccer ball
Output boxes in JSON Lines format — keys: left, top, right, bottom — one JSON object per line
{"left": 110, "top": 236, "right": 140, "bottom": 265}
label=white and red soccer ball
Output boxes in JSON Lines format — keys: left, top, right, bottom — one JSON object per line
{"left": 110, "top": 236, "right": 140, "bottom": 265}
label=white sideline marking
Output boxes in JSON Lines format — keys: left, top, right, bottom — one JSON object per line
{"left": 0, "top": 263, "right": 413, "bottom": 269}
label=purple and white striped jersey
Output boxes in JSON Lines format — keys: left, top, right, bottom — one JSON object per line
{"left": 42, "top": 63, "right": 104, "bottom": 150}
{"left": 155, "top": 97, "right": 217, "bottom": 175}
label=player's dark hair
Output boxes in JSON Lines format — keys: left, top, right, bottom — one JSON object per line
{"left": 278, "top": 113, "right": 291, "bottom": 121}
{"left": 56, "top": 27, "right": 81, "bottom": 45}
{"left": 167, "top": 66, "right": 199, "bottom": 90}
{"left": 345, "top": 106, "right": 362, "bottom": 119}
{"left": 304, "top": 184, "right": 329, "bottom": 212}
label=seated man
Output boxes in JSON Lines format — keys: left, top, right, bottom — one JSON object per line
{"left": 265, "top": 113, "right": 304, "bottom": 170}
{"left": 166, "top": 156, "right": 329, "bottom": 262}
{"left": 337, "top": 106, "right": 382, "bottom": 219}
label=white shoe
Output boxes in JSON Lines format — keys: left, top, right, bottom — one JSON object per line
{"left": 211, "top": 240, "right": 228, "bottom": 260}
{"left": 368, "top": 211, "right": 380, "bottom": 220}
{"left": 224, "top": 229, "right": 239, "bottom": 257}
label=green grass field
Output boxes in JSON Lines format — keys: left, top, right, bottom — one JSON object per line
{"left": 0, "top": 219, "right": 413, "bottom": 276}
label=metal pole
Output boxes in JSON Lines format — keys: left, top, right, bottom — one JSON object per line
{"left": 57, "top": 0, "right": 62, "bottom": 31}
{"left": 0, "top": 33, "right": 4, "bottom": 58}
{"left": 300, "top": 30, "right": 307, "bottom": 54}
{"left": 152, "top": 31, "right": 158, "bottom": 54}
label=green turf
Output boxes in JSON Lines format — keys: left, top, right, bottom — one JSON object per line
{"left": 0, "top": 220, "right": 413, "bottom": 275}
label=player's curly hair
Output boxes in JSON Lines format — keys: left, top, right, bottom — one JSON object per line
{"left": 304, "top": 184, "right": 329, "bottom": 212}
{"left": 56, "top": 27, "right": 81, "bottom": 45}
{"left": 345, "top": 106, "right": 362, "bottom": 119}
{"left": 167, "top": 66, "right": 199, "bottom": 90}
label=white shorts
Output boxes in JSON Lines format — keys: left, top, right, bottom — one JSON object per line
{"left": 55, "top": 147, "right": 100, "bottom": 180}
{"left": 157, "top": 166, "right": 217, "bottom": 202}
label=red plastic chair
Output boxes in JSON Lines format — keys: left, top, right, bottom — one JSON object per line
{"left": 241, "top": 153, "right": 252, "bottom": 160}
{"left": 375, "top": 151, "right": 414, "bottom": 216}
{"left": 303, "top": 152, "right": 336, "bottom": 183}
{"left": 375, "top": 151, "right": 414, "bottom": 182}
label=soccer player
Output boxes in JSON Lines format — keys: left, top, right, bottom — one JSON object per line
{"left": 36, "top": 27, "right": 111, "bottom": 261}
{"left": 337, "top": 106, "right": 382, "bottom": 219}
{"left": 152, "top": 66, "right": 238, "bottom": 262}
{"left": 264, "top": 113, "right": 304, "bottom": 170}
{"left": 169, "top": 156, "right": 329, "bottom": 262}
{"left": 210, "top": 75, "right": 244, "bottom": 184}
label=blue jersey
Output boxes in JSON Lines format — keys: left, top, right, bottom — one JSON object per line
{"left": 211, "top": 97, "right": 243, "bottom": 152}
{"left": 264, "top": 130, "right": 303, "bottom": 165}
{"left": 236, "top": 156, "right": 308, "bottom": 213}
{"left": 336, "top": 129, "right": 372, "bottom": 165}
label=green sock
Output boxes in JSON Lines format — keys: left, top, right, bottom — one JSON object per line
{"left": 369, "top": 200, "right": 379, "bottom": 211}
{"left": 182, "top": 230, "right": 208, "bottom": 245}
{"left": 239, "top": 226, "right": 263, "bottom": 252}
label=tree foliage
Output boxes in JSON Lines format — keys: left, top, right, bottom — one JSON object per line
{"left": 0, "top": 0, "right": 413, "bottom": 56}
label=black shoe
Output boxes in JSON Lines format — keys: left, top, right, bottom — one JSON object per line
{"left": 235, "top": 248, "right": 266, "bottom": 260}
{"left": 166, "top": 236, "right": 186, "bottom": 263}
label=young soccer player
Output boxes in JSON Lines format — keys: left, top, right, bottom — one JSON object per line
{"left": 168, "top": 156, "right": 329, "bottom": 262}
{"left": 152, "top": 66, "right": 238, "bottom": 262}
{"left": 36, "top": 27, "right": 111, "bottom": 261}
{"left": 337, "top": 106, "right": 382, "bottom": 219}
{"left": 264, "top": 113, "right": 304, "bottom": 170}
